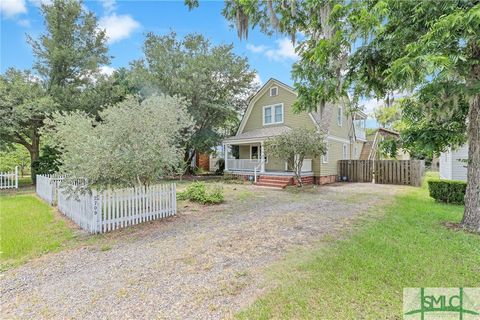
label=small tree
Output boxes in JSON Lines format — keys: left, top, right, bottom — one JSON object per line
{"left": 264, "top": 128, "right": 326, "bottom": 186}
{"left": 44, "top": 95, "right": 193, "bottom": 190}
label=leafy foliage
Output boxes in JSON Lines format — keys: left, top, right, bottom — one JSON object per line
{"left": 31, "top": 145, "right": 62, "bottom": 175}
{"left": 264, "top": 128, "right": 326, "bottom": 186}
{"left": 43, "top": 95, "right": 193, "bottom": 188}
{"left": 0, "top": 145, "right": 30, "bottom": 175}
{"left": 129, "top": 32, "right": 258, "bottom": 156}
{"left": 177, "top": 182, "right": 224, "bottom": 204}
{"left": 199, "top": 0, "right": 480, "bottom": 230}
{"left": 428, "top": 179, "right": 466, "bottom": 205}
{"left": 374, "top": 104, "right": 401, "bottom": 130}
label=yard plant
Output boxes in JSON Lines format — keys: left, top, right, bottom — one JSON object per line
{"left": 177, "top": 181, "right": 224, "bottom": 204}
{"left": 428, "top": 179, "right": 467, "bottom": 205}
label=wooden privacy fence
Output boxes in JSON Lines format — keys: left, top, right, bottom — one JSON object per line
{"left": 0, "top": 166, "right": 18, "bottom": 189}
{"left": 338, "top": 160, "right": 425, "bottom": 186}
{"left": 337, "top": 160, "right": 373, "bottom": 182}
{"left": 36, "top": 175, "right": 177, "bottom": 234}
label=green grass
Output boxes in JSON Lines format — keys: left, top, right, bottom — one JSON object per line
{"left": 0, "top": 194, "right": 74, "bottom": 270}
{"left": 237, "top": 173, "right": 480, "bottom": 319}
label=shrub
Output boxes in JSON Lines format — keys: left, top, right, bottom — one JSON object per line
{"left": 427, "top": 179, "right": 466, "bottom": 204}
{"left": 177, "top": 181, "right": 224, "bottom": 204}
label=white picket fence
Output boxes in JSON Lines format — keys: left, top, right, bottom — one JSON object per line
{"left": 36, "top": 174, "right": 65, "bottom": 204}
{"left": 0, "top": 166, "right": 18, "bottom": 189}
{"left": 36, "top": 175, "right": 177, "bottom": 234}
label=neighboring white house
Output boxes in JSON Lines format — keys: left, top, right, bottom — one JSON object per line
{"left": 439, "top": 144, "right": 468, "bottom": 181}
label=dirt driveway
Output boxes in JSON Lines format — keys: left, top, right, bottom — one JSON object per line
{"left": 1, "top": 182, "right": 404, "bottom": 319}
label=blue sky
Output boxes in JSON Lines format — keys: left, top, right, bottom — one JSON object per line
{"left": 1, "top": 0, "right": 380, "bottom": 125}
{"left": 1, "top": 0, "right": 298, "bottom": 85}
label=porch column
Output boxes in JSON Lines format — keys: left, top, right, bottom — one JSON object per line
{"left": 260, "top": 141, "right": 265, "bottom": 173}
{"left": 223, "top": 143, "right": 229, "bottom": 171}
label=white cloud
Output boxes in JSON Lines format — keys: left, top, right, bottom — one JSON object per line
{"left": 0, "top": 0, "right": 27, "bottom": 18}
{"left": 246, "top": 38, "right": 298, "bottom": 62}
{"left": 361, "top": 98, "right": 383, "bottom": 116}
{"left": 253, "top": 73, "right": 262, "bottom": 86}
{"left": 28, "top": 0, "right": 52, "bottom": 7}
{"left": 17, "top": 18, "right": 30, "bottom": 27}
{"left": 246, "top": 43, "right": 268, "bottom": 54}
{"left": 99, "top": 66, "right": 116, "bottom": 76}
{"left": 100, "top": 0, "right": 116, "bottom": 14}
{"left": 99, "top": 14, "right": 140, "bottom": 44}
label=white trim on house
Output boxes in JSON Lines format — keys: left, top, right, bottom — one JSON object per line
{"left": 262, "top": 103, "right": 284, "bottom": 126}
{"left": 237, "top": 79, "right": 298, "bottom": 134}
{"left": 269, "top": 86, "right": 278, "bottom": 96}
{"left": 322, "top": 143, "right": 330, "bottom": 163}
{"left": 326, "top": 135, "right": 351, "bottom": 144}
{"left": 337, "top": 106, "right": 343, "bottom": 127}
{"left": 342, "top": 143, "right": 348, "bottom": 159}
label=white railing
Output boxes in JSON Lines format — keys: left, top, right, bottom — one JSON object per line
{"left": 36, "top": 174, "right": 65, "bottom": 204}
{"left": 226, "top": 159, "right": 262, "bottom": 171}
{"left": 0, "top": 166, "right": 18, "bottom": 189}
{"left": 302, "top": 159, "right": 313, "bottom": 172}
{"left": 36, "top": 174, "right": 176, "bottom": 234}
{"left": 355, "top": 127, "right": 366, "bottom": 141}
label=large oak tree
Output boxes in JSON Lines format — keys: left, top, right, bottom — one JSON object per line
{"left": 187, "top": 0, "right": 480, "bottom": 232}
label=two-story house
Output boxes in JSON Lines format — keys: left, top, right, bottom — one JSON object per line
{"left": 223, "top": 78, "right": 367, "bottom": 187}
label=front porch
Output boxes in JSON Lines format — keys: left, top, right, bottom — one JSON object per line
{"left": 222, "top": 141, "right": 313, "bottom": 188}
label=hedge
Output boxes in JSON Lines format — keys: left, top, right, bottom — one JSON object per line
{"left": 427, "top": 179, "right": 466, "bottom": 204}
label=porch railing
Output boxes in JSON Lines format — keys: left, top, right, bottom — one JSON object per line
{"left": 226, "top": 159, "right": 262, "bottom": 171}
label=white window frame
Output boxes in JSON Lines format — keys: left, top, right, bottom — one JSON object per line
{"left": 354, "top": 145, "right": 358, "bottom": 158}
{"left": 322, "top": 143, "right": 329, "bottom": 163}
{"left": 337, "top": 106, "right": 343, "bottom": 127}
{"left": 263, "top": 103, "right": 284, "bottom": 126}
{"left": 269, "top": 86, "right": 278, "bottom": 96}
{"left": 343, "top": 143, "right": 348, "bottom": 159}
{"left": 250, "top": 144, "right": 267, "bottom": 163}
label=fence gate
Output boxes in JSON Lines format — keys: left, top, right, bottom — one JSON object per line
{"left": 338, "top": 160, "right": 373, "bottom": 182}
{"left": 338, "top": 160, "right": 425, "bottom": 186}
{"left": 374, "top": 160, "right": 425, "bottom": 187}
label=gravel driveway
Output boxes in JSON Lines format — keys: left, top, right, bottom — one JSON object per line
{"left": 1, "top": 182, "right": 403, "bottom": 319}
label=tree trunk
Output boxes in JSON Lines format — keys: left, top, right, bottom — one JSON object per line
{"left": 461, "top": 93, "right": 480, "bottom": 233}
{"left": 29, "top": 134, "right": 40, "bottom": 185}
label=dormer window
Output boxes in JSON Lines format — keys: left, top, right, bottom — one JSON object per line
{"left": 263, "top": 103, "right": 284, "bottom": 125}
{"left": 270, "top": 86, "right": 278, "bottom": 96}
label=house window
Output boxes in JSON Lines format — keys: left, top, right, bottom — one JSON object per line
{"left": 354, "top": 146, "right": 358, "bottom": 158}
{"left": 337, "top": 106, "right": 343, "bottom": 126}
{"left": 270, "top": 86, "right": 278, "bottom": 96}
{"left": 251, "top": 145, "right": 267, "bottom": 162}
{"left": 263, "top": 104, "right": 283, "bottom": 125}
{"left": 343, "top": 144, "right": 348, "bottom": 159}
{"left": 250, "top": 145, "right": 259, "bottom": 159}
{"left": 322, "top": 144, "right": 329, "bottom": 163}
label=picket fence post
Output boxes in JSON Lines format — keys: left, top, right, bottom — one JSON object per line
{"left": 15, "top": 166, "right": 18, "bottom": 189}
{"left": 91, "top": 190, "right": 102, "bottom": 234}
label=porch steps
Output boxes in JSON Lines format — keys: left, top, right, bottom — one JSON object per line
{"left": 256, "top": 176, "right": 292, "bottom": 188}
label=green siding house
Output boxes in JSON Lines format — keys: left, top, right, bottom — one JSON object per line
{"left": 223, "top": 78, "right": 367, "bottom": 186}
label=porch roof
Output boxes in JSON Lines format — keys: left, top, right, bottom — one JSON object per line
{"left": 223, "top": 126, "right": 291, "bottom": 144}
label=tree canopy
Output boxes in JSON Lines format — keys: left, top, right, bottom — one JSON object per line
{"left": 44, "top": 95, "right": 193, "bottom": 189}
{"left": 129, "top": 32, "right": 258, "bottom": 160}
{"left": 264, "top": 128, "right": 326, "bottom": 186}
{"left": 188, "top": 0, "right": 480, "bottom": 232}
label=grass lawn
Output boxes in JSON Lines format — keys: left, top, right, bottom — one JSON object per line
{"left": 0, "top": 194, "right": 74, "bottom": 270}
{"left": 238, "top": 174, "right": 480, "bottom": 319}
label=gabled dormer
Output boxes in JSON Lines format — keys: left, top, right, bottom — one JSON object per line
{"left": 237, "top": 78, "right": 318, "bottom": 134}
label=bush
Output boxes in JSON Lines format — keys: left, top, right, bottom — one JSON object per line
{"left": 177, "top": 181, "right": 224, "bottom": 204}
{"left": 215, "top": 158, "right": 225, "bottom": 174}
{"left": 427, "top": 179, "right": 466, "bottom": 204}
